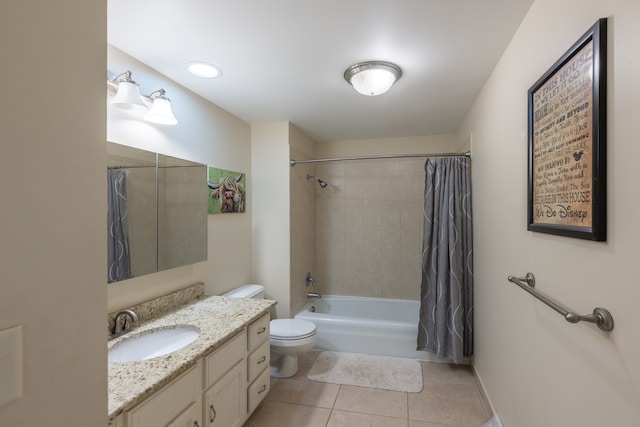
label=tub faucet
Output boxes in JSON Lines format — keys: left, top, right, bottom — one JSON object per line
{"left": 111, "top": 309, "right": 139, "bottom": 337}
{"left": 307, "top": 292, "right": 322, "bottom": 299}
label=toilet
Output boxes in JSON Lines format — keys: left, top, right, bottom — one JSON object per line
{"left": 223, "top": 284, "right": 317, "bottom": 378}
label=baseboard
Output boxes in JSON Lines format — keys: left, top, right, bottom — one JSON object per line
{"left": 483, "top": 415, "right": 504, "bottom": 427}
{"left": 470, "top": 360, "right": 497, "bottom": 423}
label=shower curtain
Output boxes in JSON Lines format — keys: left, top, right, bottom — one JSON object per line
{"left": 107, "top": 169, "right": 131, "bottom": 283}
{"left": 417, "top": 157, "right": 473, "bottom": 364}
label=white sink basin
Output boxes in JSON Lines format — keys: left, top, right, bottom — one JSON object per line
{"left": 108, "top": 325, "right": 200, "bottom": 363}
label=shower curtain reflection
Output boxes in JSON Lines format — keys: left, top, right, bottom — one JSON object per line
{"left": 107, "top": 168, "right": 131, "bottom": 283}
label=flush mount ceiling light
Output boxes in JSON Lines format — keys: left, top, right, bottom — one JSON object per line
{"left": 187, "top": 61, "right": 222, "bottom": 78}
{"left": 344, "top": 61, "right": 402, "bottom": 96}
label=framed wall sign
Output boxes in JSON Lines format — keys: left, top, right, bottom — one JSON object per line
{"left": 527, "top": 18, "right": 607, "bottom": 241}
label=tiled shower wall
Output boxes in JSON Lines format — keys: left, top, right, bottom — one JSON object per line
{"left": 314, "top": 158, "right": 426, "bottom": 300}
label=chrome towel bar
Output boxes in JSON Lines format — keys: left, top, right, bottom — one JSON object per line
{"left": 507, "top": 273, "right": 614, "bottom": 331}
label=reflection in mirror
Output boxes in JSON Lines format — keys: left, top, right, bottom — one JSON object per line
{"left": 107, "top": 142, "right": 207, "bottom": 284}
{"left": 157, "top": 153, "right": 208, "bottom": 271}
{"left": 107, "top": 143, "right": 157, "bottom": 283}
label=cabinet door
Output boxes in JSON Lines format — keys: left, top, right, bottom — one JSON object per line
{"left": 203, "top": 360, "right": 247, "bottom": 427}
{"left": 126, "top": 364, "right": 200, "bottom": 427}
{"left": 167, "top": 402, "right": 201, "bottom": 427}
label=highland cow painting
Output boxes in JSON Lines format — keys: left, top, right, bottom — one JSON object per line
{"left": 207, "top": 167, "right": 246, "bottom": 214}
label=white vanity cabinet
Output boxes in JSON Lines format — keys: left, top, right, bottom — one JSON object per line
{"left": 116, "top": 312, "right": 271, "bottom": 427}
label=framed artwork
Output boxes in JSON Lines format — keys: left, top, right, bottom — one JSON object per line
{"left": 207, "top": 167, "right": 246, "bottom": 214}
{"left": 527, "top": 18, "right": 607, "bottom": 241}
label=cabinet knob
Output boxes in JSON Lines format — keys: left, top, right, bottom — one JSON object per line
{"left": 257, "top": 356, "right": 266, "bottom": 364}
{"left": 194, "top": 422, "right": 200, "bottom": 427}
{"left": 258, "top": 384, "right": 267, "bottom": 394}
{"left": 257, "top": 327, "right": 266, "bottom": 334}
{"left": 209, "top": 404, "right": 216, "bottom": 423}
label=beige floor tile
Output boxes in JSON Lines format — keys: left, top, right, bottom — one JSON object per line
{"left": 327, "top": 410, "right": 408, "bottom": 427}
{"left": 408, "top": 382, "right": 491, "bottom": 426}
{"left": 244, "top": 400, "right": 331, "bottom": 427}
{"left": 334, "top": 385, "right": 408, "bottom": 419}
{"left": 266, "top": 377, "right": 340, "bottom": 408}
{"left": 408, "top": 420, "right": 456, "bottom": 427}
{"left": 299, "top": 350, "right": 321, "bottom": 368}
{"left": 421, "top": 361, "right": 476, "bottom": 386}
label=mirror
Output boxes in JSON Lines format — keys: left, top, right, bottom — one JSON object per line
{"left": 107, "top": 142, "right": 207, "bottom": 283}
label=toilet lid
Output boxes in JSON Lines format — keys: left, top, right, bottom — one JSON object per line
{"left": 270, "top": 319, "right": 316, "bottom": 340}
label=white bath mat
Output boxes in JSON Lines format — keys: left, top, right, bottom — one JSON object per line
{"left": 307, "top": 351, "right": 423, "bottom": 393}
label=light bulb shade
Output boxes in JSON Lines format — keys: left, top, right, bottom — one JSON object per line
{"left": 111, "top": 81, "right": 147, "bottom": 110}
{"left": 344, "top": 61, "right": 402, "bottom": 96}
{"left": 145, "top": 97, "right": 177, "bottom": 125}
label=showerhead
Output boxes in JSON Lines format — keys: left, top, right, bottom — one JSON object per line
{"left": 306, "top": 174, "right": 328, "bottom": 188}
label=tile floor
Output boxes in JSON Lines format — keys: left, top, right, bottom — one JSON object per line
{"left": 245, "top": 351, "right": 492, "bottom": 427}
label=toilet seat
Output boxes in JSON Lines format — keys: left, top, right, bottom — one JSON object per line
{"left": 270, "top": 319, "right": 316, "bottom": 340}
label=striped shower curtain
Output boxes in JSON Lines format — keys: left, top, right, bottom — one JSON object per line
{"left": 417, "top": 157, "right": 473, "bottom": 364}
{"left": 107, "top": 168, "right": 131, "bottom": 283}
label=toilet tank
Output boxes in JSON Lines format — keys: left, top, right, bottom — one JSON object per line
{"left": 222, "top": 284, "right": 265, "bottom": 299}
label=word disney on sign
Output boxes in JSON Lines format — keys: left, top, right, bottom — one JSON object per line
{"left": 527, "top": 19, "right": 607, "bottom": 241}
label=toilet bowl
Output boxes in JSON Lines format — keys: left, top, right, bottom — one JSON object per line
{"left": 223, "top": 284, "right": 317, "bottom": 378}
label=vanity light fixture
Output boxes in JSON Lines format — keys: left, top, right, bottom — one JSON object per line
{"left": 107, "top": 70, "right": 178, "bottom": 125}
{"left": 343, "top": 61, "right": 402, "bottom": 96}
{"left": 109, "top": 71, "right": 147, "bottom": 111}
{"left": 187, "top": 61, "right": 222, "bottom": 78}
{"left": 144, "top": 89, "right": 178, "bottom": 125}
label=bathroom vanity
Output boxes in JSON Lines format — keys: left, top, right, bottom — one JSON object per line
{"left": 107, "top": 294, "right": 275, "bottom": 427}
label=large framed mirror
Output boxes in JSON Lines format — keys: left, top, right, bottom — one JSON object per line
{"left": 107, "top": 142, "right": 207, "bottom": 283}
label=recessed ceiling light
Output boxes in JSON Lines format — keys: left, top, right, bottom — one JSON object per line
{"left": 187, "top": 62, "right": 222, "bottom": 78}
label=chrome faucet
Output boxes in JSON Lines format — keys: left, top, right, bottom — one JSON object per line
{"left": 305, "top": 272, "right": 321, "bottom": 298}
{"left": 110, "top": 309, "right": 139, "bottom": 337}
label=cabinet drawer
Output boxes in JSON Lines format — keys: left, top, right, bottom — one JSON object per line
{"left": 205, "top": 330, "right": 246, "bottom": 388}
{"left": 247, "top": 340, "right": 270, "bottom": 384}
{"left": 126, "top": 363, "right": 200, "bottom": 427}
{"left": 247, "top": 367, "right": 270, "bottom": 415}
{"left": 247, "top": 314, "right": 270, "bottom": 352}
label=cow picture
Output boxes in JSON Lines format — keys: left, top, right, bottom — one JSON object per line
{"left": 207, "top": 167, "right": 246, "bottom": 214}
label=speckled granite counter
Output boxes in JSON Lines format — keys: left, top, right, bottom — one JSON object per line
{"left": 108, "top": 296, "right": 276, "bottom": 418}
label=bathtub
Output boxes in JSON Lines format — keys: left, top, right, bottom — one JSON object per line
{"left": 294, "top": 295, "right": 438, "bottom": 361}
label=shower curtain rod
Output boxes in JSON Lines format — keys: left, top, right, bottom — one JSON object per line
{"left": 290, "top": 151, "right": 470, "bottom": 166}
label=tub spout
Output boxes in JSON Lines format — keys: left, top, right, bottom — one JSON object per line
{"left": 307, "top": 292, "right": 322, "bottom": 299}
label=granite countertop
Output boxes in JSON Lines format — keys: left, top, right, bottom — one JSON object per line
{"left": 108, "top": 295, "right": 276, "bottom": 418}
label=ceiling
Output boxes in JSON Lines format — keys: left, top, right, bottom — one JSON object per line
{"left": 108, "top": 0, "right": 533, "bottom": 143}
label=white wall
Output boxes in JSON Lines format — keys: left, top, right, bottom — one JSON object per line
{"left": 458, "top": 0, "right": 640, "bottom": 425}
{"left": 0, "top": 1, "right": 107, "bottom": 425}
{"left": 316, "top": 135, "right": 456, "bottom": 159}
{"left": 107, "top": 46, "right": 253, "bottom": 311}
{"left": 251, "top": 122, "right": 292, "bottom": 318}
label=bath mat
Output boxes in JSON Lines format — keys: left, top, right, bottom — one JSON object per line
{"left": 307, "top": 351, "right": 423, "bottom": 393}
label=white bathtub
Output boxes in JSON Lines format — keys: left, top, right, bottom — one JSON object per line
{"left": 294, "top": 295, "right": 438, "bottom": 361}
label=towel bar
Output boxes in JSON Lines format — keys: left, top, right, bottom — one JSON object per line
{"left": 507, "top": 273, "right": 614, "bottom": 331}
